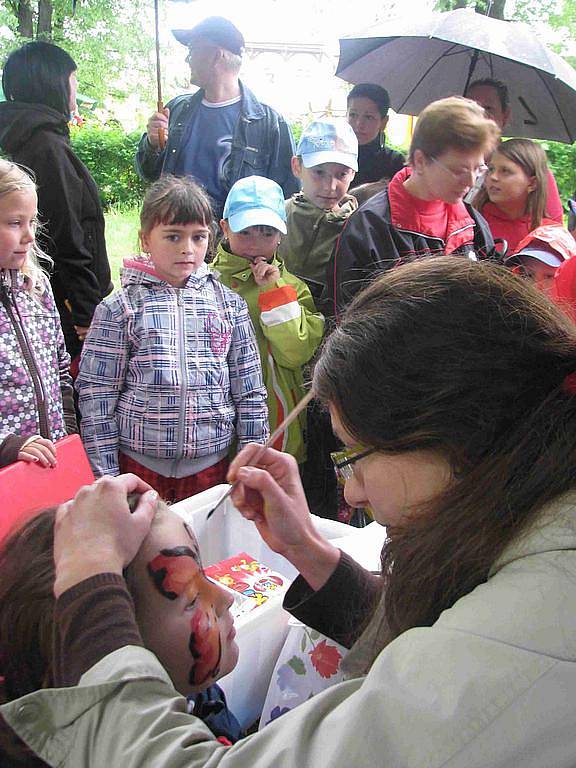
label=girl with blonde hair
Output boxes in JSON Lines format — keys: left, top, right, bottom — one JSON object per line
{"left": 0, "top": 159, "right": 76, "bottom": 469}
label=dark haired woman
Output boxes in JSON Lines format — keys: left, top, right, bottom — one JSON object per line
{"left": 346, "top": 83, "right": 405, "bottom": 186}
{"left": 4, "top": 257, "right": 576, "bottom": 766}
{"left": 0, "top": 41, "right": 112, "bottom": 360}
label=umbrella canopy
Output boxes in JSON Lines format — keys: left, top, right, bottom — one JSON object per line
{"left": 336, "top": 8, "right": 576, "bottom": 143}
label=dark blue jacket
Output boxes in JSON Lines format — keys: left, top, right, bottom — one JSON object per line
{"left": 135, "top": 82, "right": 299, "bottom": 207}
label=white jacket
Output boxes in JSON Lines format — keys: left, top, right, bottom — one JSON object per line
{"left": 3, "top": 493, "right": 576, "bottom": 767}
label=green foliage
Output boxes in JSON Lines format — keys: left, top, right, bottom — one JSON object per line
{"left": 0, "top": 0, "right": 156, "bottom": 106}
{"left": 70, "top": 125, "right": 146, "bottom": 209}
{"left": 539, "top": 140, "right": 576, "bottom": 203}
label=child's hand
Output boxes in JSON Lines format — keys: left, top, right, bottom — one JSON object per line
{"left": 250, "top": 257, "right": 280, "bottom": 286}
{"left": 18, "top": 437, "right": 57, "bottom": 467}
{"left": 74, "top": 324, "right": 90, "bottom": 341}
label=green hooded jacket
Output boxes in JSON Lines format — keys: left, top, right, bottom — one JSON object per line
{"left": 212, "top": 245, "right": 324, "bottom": 463}
{"left": 277, "top": 192, "right": 358, "bottom": 307}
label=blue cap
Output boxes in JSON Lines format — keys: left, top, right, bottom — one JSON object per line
{"left": 223, "top": 176, "right": 287, "bottom": 234}
{"left": 296, "top": 119, "right": 358, "bottom": 171}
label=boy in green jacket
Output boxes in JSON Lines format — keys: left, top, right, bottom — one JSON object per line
{"left": 277, "top": 118, "right": 358, "bottom": 314}
{"left": 213, "top": 175, "right": 324, "bottom": 464}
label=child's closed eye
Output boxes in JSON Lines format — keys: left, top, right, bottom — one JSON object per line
{"left": 184, "top": 596, "right": 199, "bottom": 612}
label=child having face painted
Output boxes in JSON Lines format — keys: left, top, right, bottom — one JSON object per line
{"left": 0, "top": 494, "right": 242, "bottom": 766}
{"left": 212, "top": 175, "right": 324, "bottom": 463}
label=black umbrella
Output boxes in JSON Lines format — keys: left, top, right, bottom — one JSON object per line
{"left": 336, "top": 8, "right": 576, "bottom": 143}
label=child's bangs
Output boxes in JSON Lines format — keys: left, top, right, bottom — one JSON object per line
{"left": 151, "top": 191, "right": 212, "bottom": 230}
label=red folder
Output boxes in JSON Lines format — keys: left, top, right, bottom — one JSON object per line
{"left": 0, "top": 434, "right": 94, "bottom": 543}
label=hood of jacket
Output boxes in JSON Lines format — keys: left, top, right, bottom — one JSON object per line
{"left": 0, "top": 101, "right": 69, "bottom": 155}
{"left": 277, "top": 192, "right": 358, "bottom": 288}
{"left": 120, "top": 256, "right": 212, "bottom": 290}
{"left": 289, "top": 192, "right": 357, "bottom": 223}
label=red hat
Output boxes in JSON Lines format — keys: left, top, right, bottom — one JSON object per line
{"left": 512, "top": 224, "right": 576, "bottom": 263}
{"left": 553, "top": 256, "right": 576, "bottom": 322}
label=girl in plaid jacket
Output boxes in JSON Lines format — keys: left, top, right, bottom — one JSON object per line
{"left": 77, "top": 176, "right": 268, "bottom": 502}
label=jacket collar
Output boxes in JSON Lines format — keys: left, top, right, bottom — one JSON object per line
{"left": 121, "top": 256, "right": 211, "bottom": 288}
{"left": 0, "top": 268, "right": 27, "bottom": 290}
{"left": 194, "top": 80, "right": 265, "bottom": 121}
{"left": 291, "top": 192, "right": 357, "bottom": 222}
{"left": 388, "top": 167, "right": 476, "bottom": 253}
{"left": 214, "top": 244, "right": 280, "bottom": 282}
{"left": 491, "top": 491, "right": 576, "bottom": 575}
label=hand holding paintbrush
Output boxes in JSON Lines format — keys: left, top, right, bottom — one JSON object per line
{"left": 205, "top": 390, "right": 314, "bottom": 520}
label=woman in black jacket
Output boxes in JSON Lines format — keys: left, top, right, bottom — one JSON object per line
{"left": 0, "top": 41, "right": 112, "bottom": 361}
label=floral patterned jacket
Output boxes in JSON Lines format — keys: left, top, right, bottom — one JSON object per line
{"left": 0, "top": 269, "right": 75, "bottom": 467}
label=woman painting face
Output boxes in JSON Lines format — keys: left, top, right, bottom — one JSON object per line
{"left": 330, "top": 405, "right": 453, "bottom": 533}
{"left": 130, "top": 509, "right": 238, "bottom": 694}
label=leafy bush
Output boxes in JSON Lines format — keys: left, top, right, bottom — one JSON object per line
{"left": 70, "top": 126, "right": 146, "bottom": 210}
{"left": 69, "top": 123, "right": 576, "bottom": 213}
{"left": 539, "top": 140, "right": 576, "bottom": 205}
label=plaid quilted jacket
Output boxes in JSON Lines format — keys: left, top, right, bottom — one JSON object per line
{"left": 77, "top": 258, "right": 268, "bottom": 476}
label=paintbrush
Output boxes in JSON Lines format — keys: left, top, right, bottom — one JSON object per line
{"left": 205, "top": 389, "right": 314, "bottom": 520}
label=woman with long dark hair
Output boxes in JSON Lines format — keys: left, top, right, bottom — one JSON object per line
{"left": 0, "top": 41, "right": 112, "bottom": 360}
{"left": 4, "top": 258, "right": 576, "bottom": 766}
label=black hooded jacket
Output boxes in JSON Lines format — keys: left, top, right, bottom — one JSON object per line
{"left": 0, "top": 102, "right": 112, "bottom": 356}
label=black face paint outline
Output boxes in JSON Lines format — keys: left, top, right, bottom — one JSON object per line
{"left": 188, "top": 609, "right": 222, "bottom": 686}
{"left": 147, "top": 546, "right": 199, "bottom": 600}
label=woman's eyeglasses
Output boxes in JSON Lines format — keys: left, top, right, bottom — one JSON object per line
{"left": 331, "top": 446, "right": 377, "bottom": 483}
{"left": 429, "top": 156, "right": 488, "bottom": 183}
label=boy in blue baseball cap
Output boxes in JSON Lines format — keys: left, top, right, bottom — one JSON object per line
{"left": 277, "top": 118, "right": 359, "bottom": 312}
{"left": 277, "top": 120, "right": 359, "bottom": 520}
{"left": 212, "top": 176, "right": 324, "bottom": 463}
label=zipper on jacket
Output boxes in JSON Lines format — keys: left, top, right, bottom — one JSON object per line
{"left": 0, "top": 279, "right": 51, "bottom": 439}
{"left": 172, "top": 289, "right": 188, "bottom": 475}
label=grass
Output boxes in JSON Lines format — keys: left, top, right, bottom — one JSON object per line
{"left": 104, "top": 204, "right": 140, "bottom": 287}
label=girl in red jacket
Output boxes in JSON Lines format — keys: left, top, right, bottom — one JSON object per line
{"left": 473, "top": 138, "right": 561, "bottom": 255}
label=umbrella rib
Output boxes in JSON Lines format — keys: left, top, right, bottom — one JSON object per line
{"left": 531, "top": 67, "right": 572, "bottom": 142}
{"left": 397, "top": 42, "right": 462, "bottom": 112}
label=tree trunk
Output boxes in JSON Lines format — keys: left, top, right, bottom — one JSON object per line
{"left": 17, "top": 0, "right": 33, "bottom": 37}
{"left": 37, "top": 0, "right": 53, "bottom": 37}
{"left": 481, "top": 0, "right": 507, "bottom": 18}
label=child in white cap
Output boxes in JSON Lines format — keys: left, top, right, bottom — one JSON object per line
{"left": 277, "top": 119, "right": 359, "bottom": 313}
{"left": 212, "top": 175, "right": 324, "bottom": 464}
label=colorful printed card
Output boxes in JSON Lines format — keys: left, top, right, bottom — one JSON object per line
{"left": 205, "top": 553, "right": 288, "bottom": 616}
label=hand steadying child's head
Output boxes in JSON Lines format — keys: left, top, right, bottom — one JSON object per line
{"left": 291, "top": 119, "right": 357, "bottom": 212}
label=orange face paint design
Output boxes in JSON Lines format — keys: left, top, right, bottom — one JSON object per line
{"left": 148, "top": 547, "right": 222, "bottom": 686}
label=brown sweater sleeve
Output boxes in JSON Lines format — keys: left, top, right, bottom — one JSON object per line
{"left": 0, "top": 435, "right": 30, "bottom": 467}
{"left": 53, "top": 572, "right": 144, "bottom": 687}
{"left": 283, "top": 550, "right": 381, "bottom": 648}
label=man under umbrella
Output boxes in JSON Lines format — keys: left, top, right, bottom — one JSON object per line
{"left": 465, "top": 77, "right": 563, "bottom": 221}
{"left": 136, "top": 16, "right": 299, "bottom": 218}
